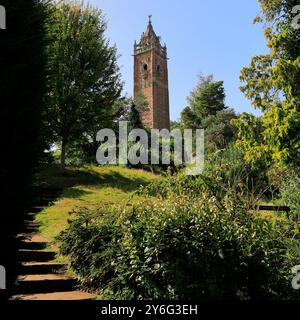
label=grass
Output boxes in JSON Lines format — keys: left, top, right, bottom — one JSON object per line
{"left": 34, "top": 164, "right": 288, "bottom": 243}
{"left": 35, "top": 165, "right": 160, "bottom": 243}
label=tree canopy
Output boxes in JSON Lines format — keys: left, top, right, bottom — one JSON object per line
{"left": 181, "top": 74, "right": 237, "bottom": 150}
{"left": 234, "top": 0, "right": 300, "bottom": 168}
{"left": 46, "top": 1, "right": 123, "bottom": 169}
{"left": 187, "top": 74, "right": 226, "bottom": 120}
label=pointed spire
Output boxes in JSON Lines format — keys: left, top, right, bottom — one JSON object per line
{"left": 144, "top": 15, "right": 156, "bottom": 38}
{"left": 134, "top": 16, "right": 167, "bottom": 57}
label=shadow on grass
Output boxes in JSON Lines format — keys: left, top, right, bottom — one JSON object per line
{"left": 34, "top": 164, "right": 153, "bottom": 195}
{"left": 96, "top": 171, "right": 151, "bottom": 192}
{"left": 34, "top": 164, "right": 103, "bottom": 189}
{"left": 61, "top": 187, "right": 93, "bottom": 199}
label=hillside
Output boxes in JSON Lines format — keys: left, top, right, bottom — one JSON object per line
{"left": 34, "top": 165, "right": 160, "bottom": 242}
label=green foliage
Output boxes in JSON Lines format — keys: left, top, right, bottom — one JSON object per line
{"left": 170, "top": 120, "right": 181, "bottom": 130}
{"left": 181, "top": 106, "right": 200, "bottom": 130}
{"left": 232, "top": 113, "right": 268, "bottom": 165}
{"left": 141, "top": 144, "right": 269, "bottom": 203}
{"left": 66, "top": 99, "right": 127, "bottom": 166}
{"left": 187, "top": 74, "right": 226, "bottom": 119}
{"left": 181, "top": 74, "right": 237, "bottom": 151}
{"left": 133, "top": 92, "right": 149, "bottom": 115}
{"left": 202, "top": 108, "right": 237, "bottom": 150}
{"left": 235, "top": 0, "right": 300, "bottom": 168}
{"left": 46, "top": 1, "right": 123, "bottom": 169}
{"left": 128, "top": 102, "right": 144, "bottom": 131}
{"left": 280, "top": 175, "right": 300, "bottom": 222}
{"left": 57, "top": 145, "right": 300, "bottom": 300}
{"left": 125, "top": 93, "right": 148, "bottom": 131}
{"left": 59, "top": 183, "right": 292, "bottom": 300}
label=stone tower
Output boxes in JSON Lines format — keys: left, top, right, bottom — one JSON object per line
{"left": 134, "top": 16, "right": 170, "bottom": 130}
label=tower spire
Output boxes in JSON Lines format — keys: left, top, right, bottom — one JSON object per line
{"left": 134, "top": 15, "right": 167, "bottom": 57}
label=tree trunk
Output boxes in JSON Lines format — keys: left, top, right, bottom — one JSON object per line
{"left": 60, "top": 137, "right": 67, "bottom": 171}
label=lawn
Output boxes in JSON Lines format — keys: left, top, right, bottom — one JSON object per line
{"left": 35, "top": 165, "right": 160, "bottom": 243}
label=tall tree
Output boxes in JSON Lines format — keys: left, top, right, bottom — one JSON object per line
{"left": 181, "top": 106, "right": 200, "bottom": 130}
{"left": 187, "top": 74, "right": 226, "bottom": 120}
{"left": 46, "top": 1, "right": 123, "bottom": 169}
{"left": 0, "top": 0, "right": 48, "bottom": 298}
{"left": 128, "top": 103, "right": 144, "bottom": 130}
{"left": 202, "top": 108, "right": 238, "bottom": 150}
{"left": 181, "top": 74, "right": 237, "bottom": 150}
{"left": 234, "top": 0, "right": 300, "bottom": 168}
{"left": 134, "top": 92, "right": 149, "bottom": 115}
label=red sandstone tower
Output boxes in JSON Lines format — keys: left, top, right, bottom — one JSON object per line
{"left": 134, "top": 16, "right": 170, "bottom": 130}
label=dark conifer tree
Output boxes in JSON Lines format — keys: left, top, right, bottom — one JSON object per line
{"left": 0, "top": 0, "right": 48, "bottom": 299}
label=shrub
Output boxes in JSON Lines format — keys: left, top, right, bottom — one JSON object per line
{"left": 280, "top": 175, "right": 300, "bottom": 222}
{"left": 139, "top": 144, "right": 270, "bottom": 206}
{"left": 59, "top": 191, "right": 292, "bottom": 300}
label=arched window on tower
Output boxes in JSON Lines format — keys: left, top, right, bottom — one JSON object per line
{"left": 142, "top": 63, "right": 148, "bottom": 79}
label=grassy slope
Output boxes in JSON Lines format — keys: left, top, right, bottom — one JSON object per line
{"left": 35, "top": 165, "right": 160, "bottom": 243}
{"left": 34, "top": 164, "right": 286, "bottom": 242}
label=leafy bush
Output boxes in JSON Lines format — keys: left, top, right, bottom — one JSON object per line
{"left": 139, "top": 144, "right": 269, "bottom": 206}
{"left": 280, "top": 176, "right": 300, "bottom": 222}
{"left": 59, "top": 189, "right": 292, "bottom": 300}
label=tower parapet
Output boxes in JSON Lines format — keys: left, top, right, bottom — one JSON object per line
{"left": 134, "top": 16, "right": 167, "bottom": 58}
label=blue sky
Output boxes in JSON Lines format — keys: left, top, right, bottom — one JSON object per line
{"left": 91, "top": 0, "right": 269, "bottom": 120}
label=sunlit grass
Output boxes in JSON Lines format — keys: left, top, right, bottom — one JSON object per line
{"left": 35, "top": 165, "right": 160, "bottom": 243}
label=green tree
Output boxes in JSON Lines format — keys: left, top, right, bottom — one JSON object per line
{"left": 234, "top": 0, "right": 300, "bottom": 168}
{"left": 170, "top": 120, "right": 181, "bottom": 130}
{"left": 67, "top": 98, "right": 126, "bottom": 166}
{"left": 134, "top": 92, "right": 149, "bottom": 115}
{"left": 202, "top": 108, "right": 237, "bottom": 150}
{"left": 233, "top": 113, "right": 267, "bottom": 165}
{"left": 128, "top": 103, "right": 144, "bottom": 130}
{"left": 187, "top": 74, "right": 226, "bottom": 120}
{"left": 181, "top": 74, "right": 237, "bottom": 150}
{"left": 46, "top": 1, "right": 123, "bottom": 169}
{"left": 181, "top": 106, "right": 200, "bottom": 129}
{"left": 127, "top": 92, "right": 148, "bottom": 130}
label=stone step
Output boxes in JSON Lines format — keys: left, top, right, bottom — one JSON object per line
{"left": 22, "top": 227, "right": 38, "bottom": 233}
{"left": 15, "top": 274, "right": 77, "bottom": 294}
{"left": 39, "top": 194, "right": 59, "bottom": 199}
{"left": 20, "top": 222, "right": 40, "bottom": 233}
{"left": 33, "top": 194, "right": 60, "bottom": 205}
{"left": 24, "top": 221, "right": 40, "bottom": 227}
{"left": 32, "top": 186, "right": 63, "bottom": 194}
{"left": 27, "top": 206, "right": 47, "bottom": 214}
{"left": 33, "top": 200, "right": 55, "bottom": 207}
{"left": 19, "top": 262, "right": 67, "bottom": 275}
{"left": 11, "top": 290, "right": 95, "bottom": 300}
{"left": 18, "top": 249, "right": 56, "bottom": 262}
{"left": 19, "top": 241, "right": 47, "bottom": 250}
{"left": 17, "top": 233, "right": 48, "bottom": 244}
{"left": 24, "top": 212, "right": 36, "bottom": 221}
